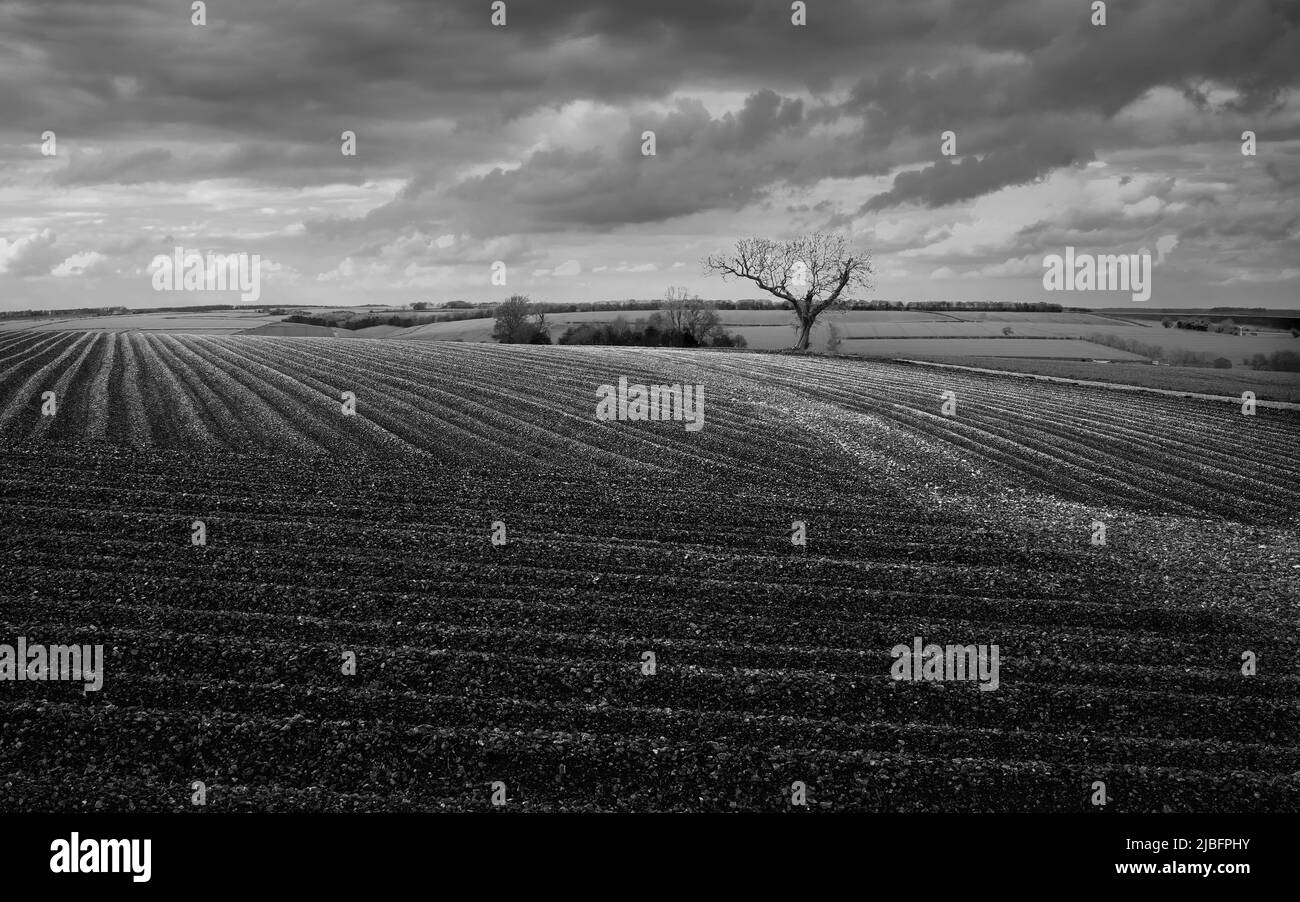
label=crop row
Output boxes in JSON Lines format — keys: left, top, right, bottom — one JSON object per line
{"left": 2, "top": 702, "right": 1295, "bottom": 812}
{"left": 3, "top": 332, "right": 1298, "bottom": 519}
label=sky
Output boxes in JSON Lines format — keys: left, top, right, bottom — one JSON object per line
{"left": 1, "top": 0, "right": 1298, "bottom": 311}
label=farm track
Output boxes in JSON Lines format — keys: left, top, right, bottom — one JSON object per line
{"left": 1, "top": 333, "right": 1298, "bottom": 811}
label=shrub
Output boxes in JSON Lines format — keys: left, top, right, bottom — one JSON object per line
{"left": 1270, "top": 351, "right": 1300, "bottom": 372}
{"left": 557, "top": 313, "right": 743, "bottom": 349}
{"left": 1212, "top": 357, "right": 1232, "bottom": 369}
{"left": 493, "top": 295, "right": 551, "bottom": 344}
{"left": 1086, "top": 332, "right": 1216, "bottom": 367}
{"left": 1247, "top": 351, "right": 1300, "bottom": 371}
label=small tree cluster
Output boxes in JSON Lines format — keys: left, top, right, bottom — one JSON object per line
{"left": 1247, "top": 351, "right": 1300, "bottom": 372}
{"left": 558, "top": 313, "right": 746, "bottom": 348}
{"left": 492, "top": 295, "right": 552, "bottom": 344}
{"left": 648, "top": 287, "right": 729, "bottom": 345}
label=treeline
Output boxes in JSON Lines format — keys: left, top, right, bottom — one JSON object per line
{"left": 284, "top": 309, "right": 488, "bottom": 330}
{"left": 1246, "top": 351, "right": 1300, "bottom": 372}
{"left": 1089, "top": 333, "right": 1300, "bottom": 371}
{"left": 853, "top": 300, "right": 1064, "bottom": 312}
{"left": 1162, "top": 317, "right": 1238, "bottom": 332}
{"left": 494, "top": 298, "right": 782, "bottom": 314}
{"left": 421, "top": 298, "right": 1067, "bottom": 315}
{"left": 493, "top": 291, "right": 747, "bottom": 348}
{"left": 1163, "top": 316, "right": 1300, "bottom": 337}
{"left": 531, "top": 299, "right": 1065, "bottom": 313}
{"left": 1089, "top": 333, "right": 1223, "bottom": 367}
{"left": 557, "top": 316, "right": 747, "bottom": 348}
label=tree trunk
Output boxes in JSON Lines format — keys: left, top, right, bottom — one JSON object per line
{"left": 793, "top": 317, "right": 814, "bottom": 351}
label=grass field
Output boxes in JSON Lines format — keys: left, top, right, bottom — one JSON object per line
{"left": 2, "top": 331, "right": 1297, "bottom": 811}
{"left": 7, "top": 306, "right": 1296, "bottom": 366}
{"left": 837, "top": 337, "right": 1150, "bottom": 359}
{"left": 387, "top": 309, "right": 1175, "bottom": 352}
{"left": 382, "top": 309, "right": 1300, "bottom": 361}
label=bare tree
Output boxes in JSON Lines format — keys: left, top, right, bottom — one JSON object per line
{"left": 657, "top": 286, "right": 724, "bottom": 345}
{"left": 661, "top": 286, "right": 692, "bottom": 335}
{"left": 704, "top": 233, "right": 873, "bottom": 351}
{"left": 683, "top": 303, "right": 723, "bottom": 345}
{"left": 532, "top": 310, "right": 552, "bottom": 344}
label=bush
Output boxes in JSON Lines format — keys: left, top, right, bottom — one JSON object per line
{"left": 493, "top": 295, "right": 552, "bottom": 344}
{"left": 1269, "top": 351, "right": 1300, "bottom": 372}
{"left": 557, "top": 313, "right": 743, "bottom": 349}
{"left": 1086, "top": 332, "right": 1216, "bottom": 367}
{"left": 1212, "top": 357, "right": 1232, "bottom": 369}
{"left": 1247, "top": 351, "right": 1300, "bottom": 371}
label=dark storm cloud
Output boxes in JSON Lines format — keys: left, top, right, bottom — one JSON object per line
{"left": 9, "top": 2, "right": 1294, "bottom": 135}
{"left": 52, "top": 142, "right": 371, "bottom": 188}
{"left": 308, "top": 90, "right": 811, "bottom": 238}
{"left": 2, "top": 0, "right": 1298, "bottom": 238}
{"left": 51, "top": 147, "right": 176, "bottom": 186}
{"left": 862, "top": 132, "right": 1095, "bottom": 212}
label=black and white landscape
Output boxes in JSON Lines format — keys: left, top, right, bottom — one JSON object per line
{"left": 1, "top": 1, "right": 1298, "bottom": 825}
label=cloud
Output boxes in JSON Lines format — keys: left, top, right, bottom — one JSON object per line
{"left": 863, "top": 135, "right": 1094, "bottom": 213}
{"left": 1155, "top": 234, "right": 1179, "bottom": 265}
{"left": 2, "top": 1, "right": 1298, "bottom": 308}
{"left": 974, "top": 254, "right": 1043, "bottom": 278}
{"left": 0, "top": 229, "right": 60, "bottom": 277}
{"left": 51, "top": 251, "right": 110, "bottom": 277}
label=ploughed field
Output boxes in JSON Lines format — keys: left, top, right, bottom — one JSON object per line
{"left": 2, "top": 331, "right": 1298, "bottom": 812}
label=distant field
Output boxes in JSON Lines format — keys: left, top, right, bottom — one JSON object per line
{"left": 241, "top": 321, "right": 345, "bottom": 338}
{"left": 6, "top": 307, "right": 1297, "bottom": 365}
{"left": 1074, "top": 327, "right": 1296, "bottom": 360}
{"left": 0, "top": 307, "right": 360, "bottom": 334}
{"left": 838, "top": 337, "right": 1150, "bottom": 359}
{"left": 394, "top": 318, "right": 496, "bottom": 342}
{"left": 1, "top": 311, "right": 284, "bottom": 334}
{"left": 930, "top": 357, "right": 1300, "bottom": 404}
{"left": 390, "top": 310, "right": 1180, "bottom": 352}
{"left": 391, "top": 309, "right": 1296, "bottom": 359}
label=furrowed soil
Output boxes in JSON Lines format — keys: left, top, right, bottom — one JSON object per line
{"left": 2, "top": 332, "right": 1298, "bottom": 812}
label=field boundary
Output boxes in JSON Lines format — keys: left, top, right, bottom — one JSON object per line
{"left": 894, "top": 359, "right": 1300, "bottom": 410}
